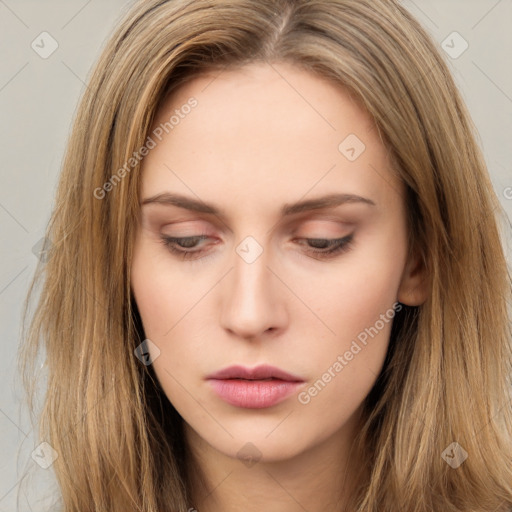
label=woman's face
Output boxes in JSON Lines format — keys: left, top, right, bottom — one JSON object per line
{"left": 131, "top": 62, "right": 425, "bottom": 463}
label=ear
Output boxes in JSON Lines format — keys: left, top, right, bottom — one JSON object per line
{"left": 397, "top": 248, "right": 429, "bottom": 306}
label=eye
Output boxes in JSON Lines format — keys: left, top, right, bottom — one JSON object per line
{"left": 159, "top": 233, "right": 354, "bottom": 261}
{"left": 295, "top": 234, "right": 354, "bottom": 259}
{"left": 159, "top": 234, "right": 212, "bottom": 260}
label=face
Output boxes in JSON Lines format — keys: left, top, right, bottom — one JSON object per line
{"left": 130, "top": 61, "right": 424, "bottom": 464}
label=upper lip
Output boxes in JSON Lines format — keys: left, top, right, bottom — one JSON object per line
{"left": 206, "top": 364, "right": 304, "bottom": 382}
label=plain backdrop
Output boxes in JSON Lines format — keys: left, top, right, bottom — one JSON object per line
{"left": 0, "top": 0, "right": 511, "bottom": 510}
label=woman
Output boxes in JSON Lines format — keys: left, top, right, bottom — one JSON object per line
{"left": 20, "top": 0, "right": 512, "bottom": 510}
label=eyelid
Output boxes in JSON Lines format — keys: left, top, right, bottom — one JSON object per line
{"left": 158, "top": 217, "right": 354, "bottom": 246}
{"left": 286, "top": 216, "right": 355, "bottom": 235}
{"left": 149, "top": 211, "right": 355, "bottom": 230}
{"left": 159, "top": 232, "right": 355, "bottom": 262}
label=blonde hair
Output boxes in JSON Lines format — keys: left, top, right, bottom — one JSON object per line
{"left": 20, "top": 0, "right": 512, "bottom": 510}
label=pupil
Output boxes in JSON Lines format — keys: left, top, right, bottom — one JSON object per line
{"left": 309, "top": 239, "right": 329, "bottom": 249}
{"left": 181, "top": 237, "right": 198, "bottom": 248}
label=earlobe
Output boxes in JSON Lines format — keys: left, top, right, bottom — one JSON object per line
{"left": 397, "top": 250, "right": 429, "bottom": 306}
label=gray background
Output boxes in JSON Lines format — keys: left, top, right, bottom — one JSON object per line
{"left": 1, "top": 1, "right": 511, "bottom": 510}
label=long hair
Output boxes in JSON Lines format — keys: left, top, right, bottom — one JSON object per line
{"left": 19, "top": 0, "right": 512, "bottom": 510}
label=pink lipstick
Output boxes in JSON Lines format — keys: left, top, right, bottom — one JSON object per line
{"left": 206, "top": 364, "right": 304, "bottom": 409}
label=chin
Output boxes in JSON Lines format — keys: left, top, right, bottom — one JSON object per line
{"left": 186, "top": 414, "right": 335, "bottom": 465}
{"left": 218, "top": 434, "right": 312, "bottom": 464}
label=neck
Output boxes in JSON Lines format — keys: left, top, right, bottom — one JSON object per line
{"left": 184, "top": 409, "right": 366, "bottom": 512}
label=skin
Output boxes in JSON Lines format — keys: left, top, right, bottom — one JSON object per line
{"left": 130, "top": 61, "right": 427, "bottom": 512}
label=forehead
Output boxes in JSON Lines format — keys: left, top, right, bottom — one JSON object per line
{"left": 141, "top": 62, "right": 402, "bottom": 215}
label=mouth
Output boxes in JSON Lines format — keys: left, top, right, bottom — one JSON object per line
{"left": 206, "top": 364, "right": 304, "bottom": 382}
{"left": 206, "top": 365, "right": 305, "bottom": 409}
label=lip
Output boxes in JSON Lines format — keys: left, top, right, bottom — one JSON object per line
{"left": 207, "top": 364, "right": 303, "bottom": 382}
{"left": 206, "top": 365, "right": 304, "bottom": 409}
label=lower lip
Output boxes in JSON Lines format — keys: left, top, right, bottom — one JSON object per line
{"left": 208, "top": 379, "right": 303, "bottom": 409}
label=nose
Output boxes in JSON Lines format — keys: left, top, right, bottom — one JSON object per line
{"left": 219, "top": 240, "right": 288, "bottom": 341}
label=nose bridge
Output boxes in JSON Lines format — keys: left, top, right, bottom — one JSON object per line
{"left": 220, "top": 234, "right": 285, "bottom": 338}
{"left": 232, "top": 234, "right": 272, "bottom": 310}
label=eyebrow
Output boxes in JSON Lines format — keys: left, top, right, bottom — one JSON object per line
{"left": 141, "top": 192, "right": 376, "bottom": 216}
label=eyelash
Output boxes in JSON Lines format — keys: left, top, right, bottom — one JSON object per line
{"left": 159, "top": 234, "right": 354, "bottom": 261}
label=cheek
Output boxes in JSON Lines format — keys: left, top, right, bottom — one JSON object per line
{"left": 296, "top": 238, "right": 404, "bottom": 402}
{"left": 294, "top": 288, "right": 397, "bottom": 430}
{"left": 130, "top": 238, "right": 205, "bottom": 336}
{"left": 130, "top": 239, "right": 219, "bottom": 388}
{"left": 303, "top": 235, "right": 405, "bottom": 343}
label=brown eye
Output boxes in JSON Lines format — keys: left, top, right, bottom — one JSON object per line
{"left": 296, "top": 234, "right": 354, "bottom": 258}
{"left": 160, "top": 235, "right": 211, "bottom": 260}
